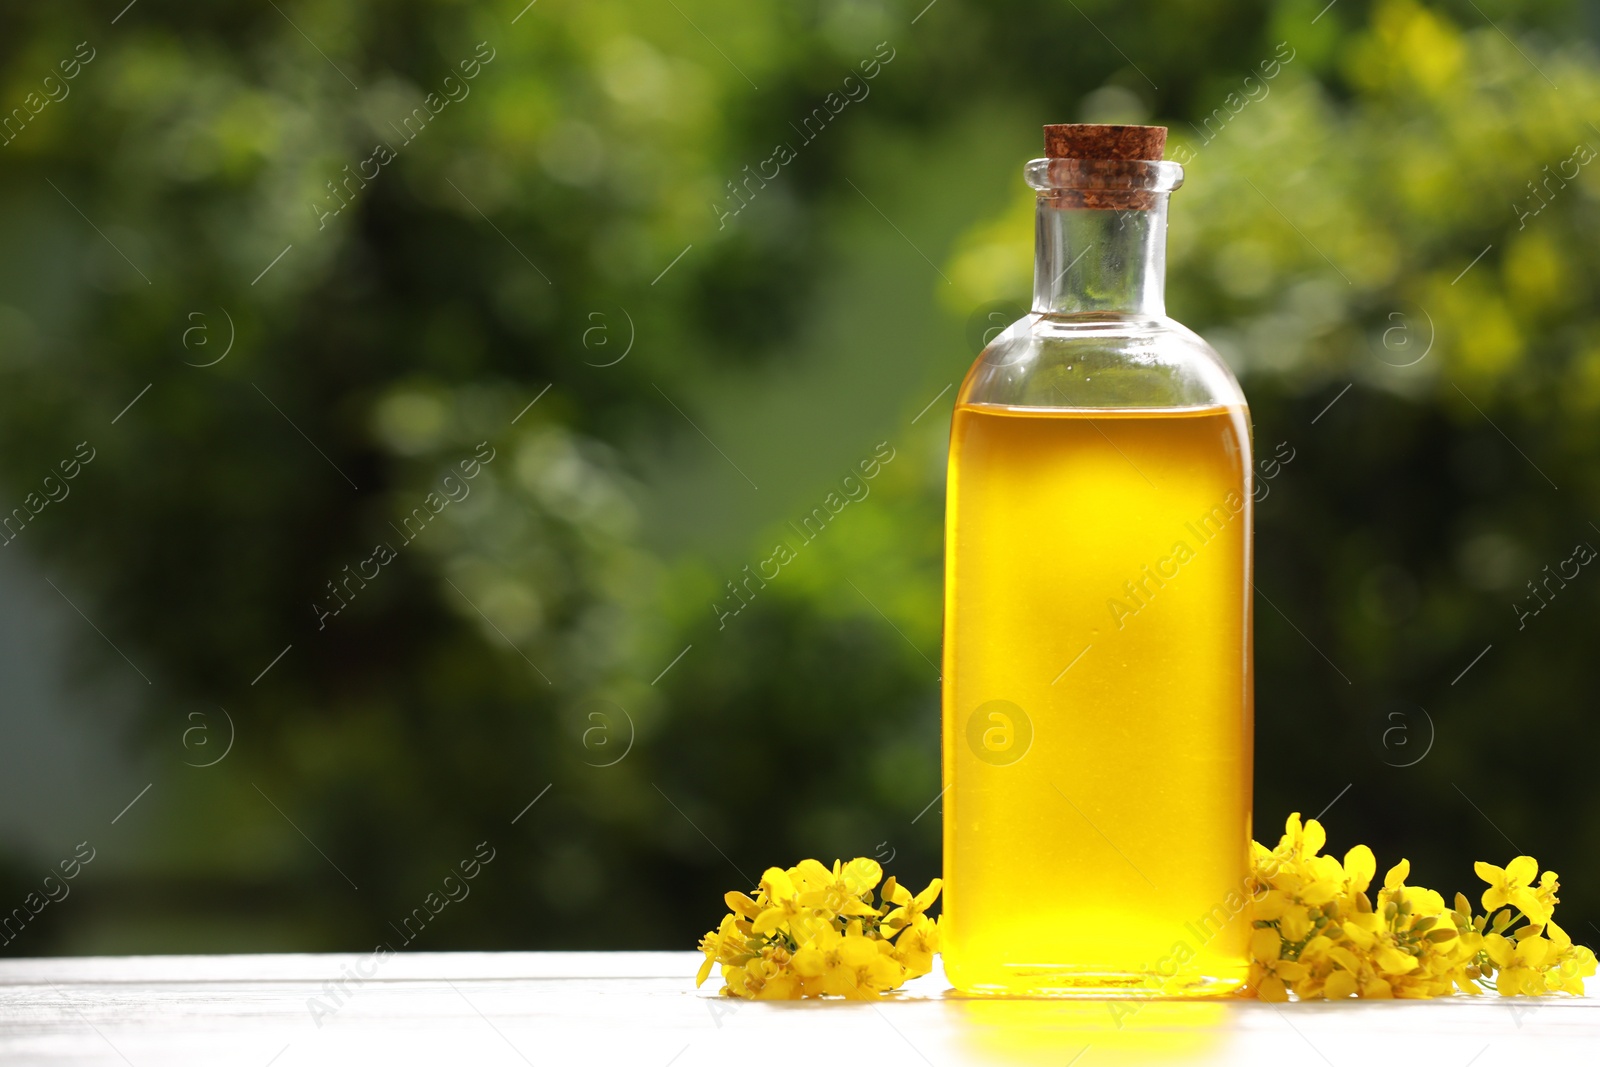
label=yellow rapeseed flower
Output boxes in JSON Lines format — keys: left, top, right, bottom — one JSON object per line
{"left": 1249, "top": 926, "right": 1309, "bottom": 1002}
{"left": 1475, "top": 857, "right": 1552, "bottom": 926}
{"left": 1247, "top": 813, "right": 1595, "bottom": 1002}
{"left": 696, "top": 857, "right": 942, "bottom": 999}
{"left": 697, "top": 824, "right": 1592, "bottom": 1003}
{"left": 882, "top": 874, "right": 943, "bottom": 934}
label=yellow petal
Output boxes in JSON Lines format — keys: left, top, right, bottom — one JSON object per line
{"left": 1343, "top": 845, "right": 1376, "bottom": 891}
{"left": 1511, "top": 888, "right": 1552, "bottom": 926}
{"left": 1250, "top": 927, "right": 1282, "bottom": 962}
{"left": 1515, "top": 937, "right": 1551, "bottom": 969}
{"left": 751, "top": 907, "right": 788, "bottom": 936}
{"left": 1299, "top": 880, "right": 1337, "bottom": 907}
{"left": 1277, "top": 960, "right": 1310, "bottom": 982}
{"left": 724, "top": 891, "right": 762, "bottom": 920}
{"left": 840, "top": 979, "right": 877, "bottom": 1001}
{"left": 1329, "top": 946, "right": 1362, "bottom": 973}
{"left": 1376, "top": 945, "right": 1419, "bottom": 973}
{"left": 841, "top": 857, "right": 883, "bottom": 893}
{"left": 792, "top": 859, "right": 833, "bottom": 889}
{"left": 1292, "top": 976, "right": 1325, "bottom": 1001}
{"left": 1505, "top": 856, "right": 1538, "bottom": 887}
{"left": 838, "top": 936, "right": 879, "bottom": 968}
{"left": 790, "top": 947, "right": 826, "bottom": 978}
{"left": 867, "top": 955, "right": 905, "bottom": 988}
{"left": 1252, "top": 892, "right": 1288, "bottom": 922}
{"left": 1258, "top": 975, "right": 1289, "bottom": 1002}
{"left": 1325, "top": 970, "right": 1358, "bottom": 999}
{"left": 1384, "top": 859, "right": 1411, "bottom": 890}
{"left": 821, "top": 968, "right": 855, "bottom": 999}
{"left": 1484, "top": 933, "right": 1514, "bottom": 968}
{"left": 1281, "top": 907, "right": 1313, "bottom": 942}
{"left": 755, "top": 973, "right": 803, "bottom": 999}
{"left": 761, "top": 867, "right": 797, "bottom": 901}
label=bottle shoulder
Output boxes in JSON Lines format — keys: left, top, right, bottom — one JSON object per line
{"left": 960, "top": 312, "right": 1246, "bottom": 412}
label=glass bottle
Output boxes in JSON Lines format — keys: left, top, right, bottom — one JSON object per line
{"left": 941, "top": 124, "right": 1253, "bottom": 996}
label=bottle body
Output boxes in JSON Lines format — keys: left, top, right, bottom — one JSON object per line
{"left": 941, "top": 144, "right": 1253, "bottom": 996}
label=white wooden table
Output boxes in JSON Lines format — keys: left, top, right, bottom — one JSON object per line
{"left": 0, "top": 952, "right": 1593, "bottom": 1065}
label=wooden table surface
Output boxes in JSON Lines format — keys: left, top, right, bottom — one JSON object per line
{"left": 0, "top": 951, "right": 1594, "bottom": 1065}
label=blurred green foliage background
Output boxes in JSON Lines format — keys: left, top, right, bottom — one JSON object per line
{"left": 2, "top": 0, "right": 1598, "bottom": 955}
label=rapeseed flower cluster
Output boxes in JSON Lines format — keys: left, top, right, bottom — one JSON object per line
{"left": 695, "top": 857, "right": 941, "bottom": 999}
{"left": 1247, "top": 813, "right": 1595, "bottom": 1000}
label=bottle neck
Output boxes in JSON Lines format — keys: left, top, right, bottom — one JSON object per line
{"left": 1032, "top": 195, "right": 1168, "bottom": 317}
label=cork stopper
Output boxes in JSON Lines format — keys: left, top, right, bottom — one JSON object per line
{"left": 1044, "top": 124, "right": 1167, "bottom": 161}
{"left": 1037, "top": 124, "right": 1172, "bottom": 210}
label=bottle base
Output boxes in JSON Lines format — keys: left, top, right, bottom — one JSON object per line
{"left": 946, "top": 966, "right": 1249, "bottom": 999}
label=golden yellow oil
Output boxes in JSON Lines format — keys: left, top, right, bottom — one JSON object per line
{"left": 942, "top": 403, "right": 1253, "bottom": 996}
